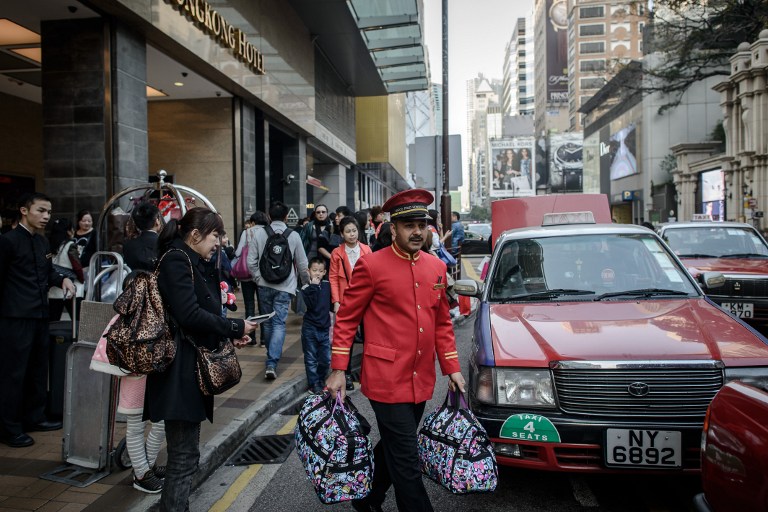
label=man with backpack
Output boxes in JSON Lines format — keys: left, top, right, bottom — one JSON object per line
{"left": 247, "top": 201, "right": 309, "bottom": 379}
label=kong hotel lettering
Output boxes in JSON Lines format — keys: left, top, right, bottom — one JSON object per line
{"left": 167, "top": 0, "right": 266, "bottom": 75}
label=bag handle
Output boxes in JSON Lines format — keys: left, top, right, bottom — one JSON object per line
{"left": 447, "top": 388, "right": 468, "bottom": 410}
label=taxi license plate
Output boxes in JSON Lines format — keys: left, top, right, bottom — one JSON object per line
{"left": 605, "top": 429, "right": 681, "bottom": 468}
{"left": 721, "top": 302, "right": 754, "bottom": 319}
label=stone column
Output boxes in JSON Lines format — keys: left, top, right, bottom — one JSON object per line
{"left": 240, "top": 101, "right": 258, "bottom": 229}
{"left": 281, "top": 137, "right": 307, "bottom": 226}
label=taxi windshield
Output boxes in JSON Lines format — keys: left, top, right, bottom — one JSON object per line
{"left": 662, "top": 226, "right": 768, "bottom": 258}
{"left": 488, "top": 233, "right": 698, "bottom": 302}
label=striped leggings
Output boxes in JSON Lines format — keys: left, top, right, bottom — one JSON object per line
{"left": 125, "top": 414, "right": 166, "bottom": 479}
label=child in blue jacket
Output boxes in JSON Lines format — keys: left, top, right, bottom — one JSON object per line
{"left": 300, "top": 257, "right": 332, "bottom": 394}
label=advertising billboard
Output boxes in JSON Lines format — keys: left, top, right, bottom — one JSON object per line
{"left": 700, "top": 168, "right": 724, "bottom": 221}
{"left": 605, "top": 122, "right": 638, "bottom": 180}
{"left": 548, "top": 133, "right": 583, "bottom": 193}
{"left": 546, "top": 0, "right": 568, "bottom": 103}
{"left": 489, "top": 138, "right": 535, "bottom": 197}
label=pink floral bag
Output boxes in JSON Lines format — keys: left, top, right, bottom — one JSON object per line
{"left": 90, "top": 314, "right": 130, "bottom": 376}
{"left": 418, "top": 390, "right": 498, "bottom": 494}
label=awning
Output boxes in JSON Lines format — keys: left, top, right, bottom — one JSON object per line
{"left": 307, "top": 176, "right": 329, "bottom": 191}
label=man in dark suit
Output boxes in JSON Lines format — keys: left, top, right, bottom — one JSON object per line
{"left": 0, "top": 193, "right": 76, "bottom": 447}
{"left": 123, "top": 202, "right": 162, "bottom": 271}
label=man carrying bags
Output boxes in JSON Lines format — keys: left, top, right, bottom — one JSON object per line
{"left": 326, "top": 189, "right": 465, "bottom": 512}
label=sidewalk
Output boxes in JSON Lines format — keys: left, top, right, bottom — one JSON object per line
{"left": 0, "top": 308, "right": 313, "bottom": 512}
{"left": 0, "top": 291, "right": 474, "bottom": 512}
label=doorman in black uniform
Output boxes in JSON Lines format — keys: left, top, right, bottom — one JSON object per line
{"left": 0, "top": 193, "right": 76, "bottom": 447}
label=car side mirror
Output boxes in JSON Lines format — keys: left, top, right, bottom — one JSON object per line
{"left": 454, "top": 279, "right": 482, "bottom": 298}
{"left": 700, "top": 271, "right": 726, "bottom": 289}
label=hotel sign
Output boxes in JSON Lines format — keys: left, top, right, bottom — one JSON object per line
{"left": 166, "top": 0, "right": 265, "bottom": 75}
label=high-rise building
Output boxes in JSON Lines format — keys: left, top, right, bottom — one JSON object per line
{"left": 534, "top": 0, "right": 570, "bottom": 136}
{"left": 567, "top": 0, "right": 649, "bottom": 131}
{"left": 466, "top": 74, "right": 502, "bottom": 208}
{"left": 503, "top": 13, "right": 536, "bottom": 117}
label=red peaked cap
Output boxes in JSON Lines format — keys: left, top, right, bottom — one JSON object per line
{"left": 382, "top": 188, "right": 433, "bottom": 221}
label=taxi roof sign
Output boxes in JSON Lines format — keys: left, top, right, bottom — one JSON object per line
{"left": 541, "top": 211, "right": 596, "bottom": 226}
{"left": 691, "top": 214, "right": 713, "bottom": 222}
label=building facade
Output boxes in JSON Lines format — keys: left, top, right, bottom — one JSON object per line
{"left": 502, "top": 15, "right": 536, "bottom": 118}
{"left": 566, "top": 0, "right": 648, "bottom": 131}
{"left": 0, "top": 0, "right": 428, "bottom": 238}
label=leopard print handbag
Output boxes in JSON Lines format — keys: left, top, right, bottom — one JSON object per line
{"left": 194, "top": 338, "right": 242, "bottom": 396}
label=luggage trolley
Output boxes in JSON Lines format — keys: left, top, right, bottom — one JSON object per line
{"left": 40, "top": 252, "right": 127, "bottom": 487}
{"left": 40, "top": 171, "right": 217, "bottom": 487}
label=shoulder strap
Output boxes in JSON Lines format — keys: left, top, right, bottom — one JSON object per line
{"left": 155, "top": 248, "right": 194, "bottom": 283}
{"left": 264, "top": 225, "right": 275, "bottom": 237}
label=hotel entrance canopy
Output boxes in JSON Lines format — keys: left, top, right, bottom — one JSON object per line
{"left": 287, "top": 0, "right": 429, "bottom": 95}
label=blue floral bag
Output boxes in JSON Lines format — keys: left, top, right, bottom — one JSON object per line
{"left": 418, "top": 390, "right": 498, "bottom": 494}
{"left": 295, "top": 392, "right": 374, "bottom": 504}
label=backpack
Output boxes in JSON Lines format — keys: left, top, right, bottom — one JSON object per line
{"left": 295, "top": 392, "right": 374, "bottom": 504}
{"left": 105, "top": 249, "right": 191, "bottom": 374}
{"left": 259, "top": 226, "right": 294, "bottom": 283}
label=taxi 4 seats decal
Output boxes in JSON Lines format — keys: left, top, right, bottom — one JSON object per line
{"left": 499, "top": 414, "right": 561, "bottom": 443}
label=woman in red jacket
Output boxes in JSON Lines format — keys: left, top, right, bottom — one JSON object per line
{"left": 329, "top": 216, "right": 371, "bottom": 391}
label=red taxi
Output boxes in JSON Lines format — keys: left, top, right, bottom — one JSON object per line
{"left": 454, "top": 195, "right": 768, "bottom": 472}
{"left": 694, "top": 381, "right": 768, "bottom": 511}
{"left": 658, "top": 220, "right": 768, "bottom": 329}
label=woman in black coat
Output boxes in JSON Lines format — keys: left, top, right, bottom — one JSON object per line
{"left": 145, "top": 207, "right": 256, "bottom": 512}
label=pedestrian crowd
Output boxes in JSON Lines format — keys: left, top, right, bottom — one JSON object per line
{"left": 0, "top": 188, "right": 467, "bottom": 511}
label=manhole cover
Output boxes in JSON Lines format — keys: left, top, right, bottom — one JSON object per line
{"left": 229, "top": 434, "right": 294, "bottom": 465}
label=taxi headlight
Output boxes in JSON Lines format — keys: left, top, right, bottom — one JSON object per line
{"left": 496, "top": 369, "right": 556, "bottom": 408}
{"left": 724, "top": 367, "right": 768, "bottom": 391}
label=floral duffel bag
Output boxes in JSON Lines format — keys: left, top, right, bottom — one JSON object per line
{"left": 418, "top": 390, "right": 498, "bottom": 494}
{"left": 294, "top": 392, "right": 374, "bottom": 504}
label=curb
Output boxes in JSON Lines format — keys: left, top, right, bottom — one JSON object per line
{"left": 127, "top": 351, "right": 364, "bottom": 511}
{"left": 127, "top": 372, "right": 309, "bottom": 511}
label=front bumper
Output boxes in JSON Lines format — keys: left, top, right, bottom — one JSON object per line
{"left": 473, "top": 402, "right": 703, "bottom": 473}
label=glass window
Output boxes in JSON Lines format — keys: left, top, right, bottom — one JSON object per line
{"left": 580, "top": 59, "right": 606, "bottom": 72}
{"left": 580, "top": 42, "right": 605, "bottom": 54}
{"left": 488, "top": 233, "right": 697, "bottom": 301}
{"left": 580, "top": 24, "right": 605, "bottom": 36}
{"left": 580, "top": 6, "right": 605, "bottom": 18}
{"left": 581, "top": 77, "right": 605, "bottom": 89}
{"left": 662, "top": 226, "right": 768, "bottom": 258}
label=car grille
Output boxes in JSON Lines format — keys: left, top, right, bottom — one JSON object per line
{"left": 717, "top": 277, "right": 768, "bottom": 298}
{"left": 552, "top": 365, "right": 723, "bottom": 419}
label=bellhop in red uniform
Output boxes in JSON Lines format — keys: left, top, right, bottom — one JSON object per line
{"left": 327, "top": 189, "right": 464, "bottom": 512}
{"left": 330, "top": 191, "right": 461, "bottom": 402}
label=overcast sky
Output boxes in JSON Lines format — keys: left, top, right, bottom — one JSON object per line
{"left": 422, "top": 0, "right": 533, "bottom": 199}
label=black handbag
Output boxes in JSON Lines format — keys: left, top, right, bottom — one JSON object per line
{"left": 193, "top": 338, "right": 242, "bottom": 396}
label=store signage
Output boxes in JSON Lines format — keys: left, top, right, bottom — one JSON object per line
{"left": 166, "top": 0, "right": 265, "bottom": 75}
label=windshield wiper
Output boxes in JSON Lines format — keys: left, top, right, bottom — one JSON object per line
{"left": 595, "top": 288, "right": 691, "bottom": 301}
{"left": 720, "top": 253, "right": 768, "bottom": 259}
{"left": 676, "top": 253, "right": 718, "bottom": 258}
{"left": 498, "top": 289, "right": 596, "bottom": 302}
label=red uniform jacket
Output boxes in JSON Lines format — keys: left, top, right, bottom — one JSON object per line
{"left": 331, "top": 243, "right": 461, "bottom": 403}
{"left": 329, "top": 242, "right": 372, "bottom": 305}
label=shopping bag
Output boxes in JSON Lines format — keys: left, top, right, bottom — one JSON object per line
{"left": 418, "top": 390, "right": 498, "bottom": 494}
{"left": 231, "top": 231, "right": 252, "bottom": 280}
{"left": 436, "top": 243, "right": 457, "bottom": 267}
{"left": 295, "top": 392, "right": 374, "bottom": 504}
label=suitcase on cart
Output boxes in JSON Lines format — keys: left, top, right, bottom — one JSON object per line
{"left": 48, "top": 314, "right": 76, "bottom": 420}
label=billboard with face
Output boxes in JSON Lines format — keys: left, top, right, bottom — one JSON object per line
{"left": 489, "top": 138, "right": 535, "bottom": 197}
{"left": 548, "top": 133, "right": 583, "bottom": 193}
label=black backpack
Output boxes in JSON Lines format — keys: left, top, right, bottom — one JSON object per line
{"left": 259, "top": 226, "right": 294, "bottom": 283}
